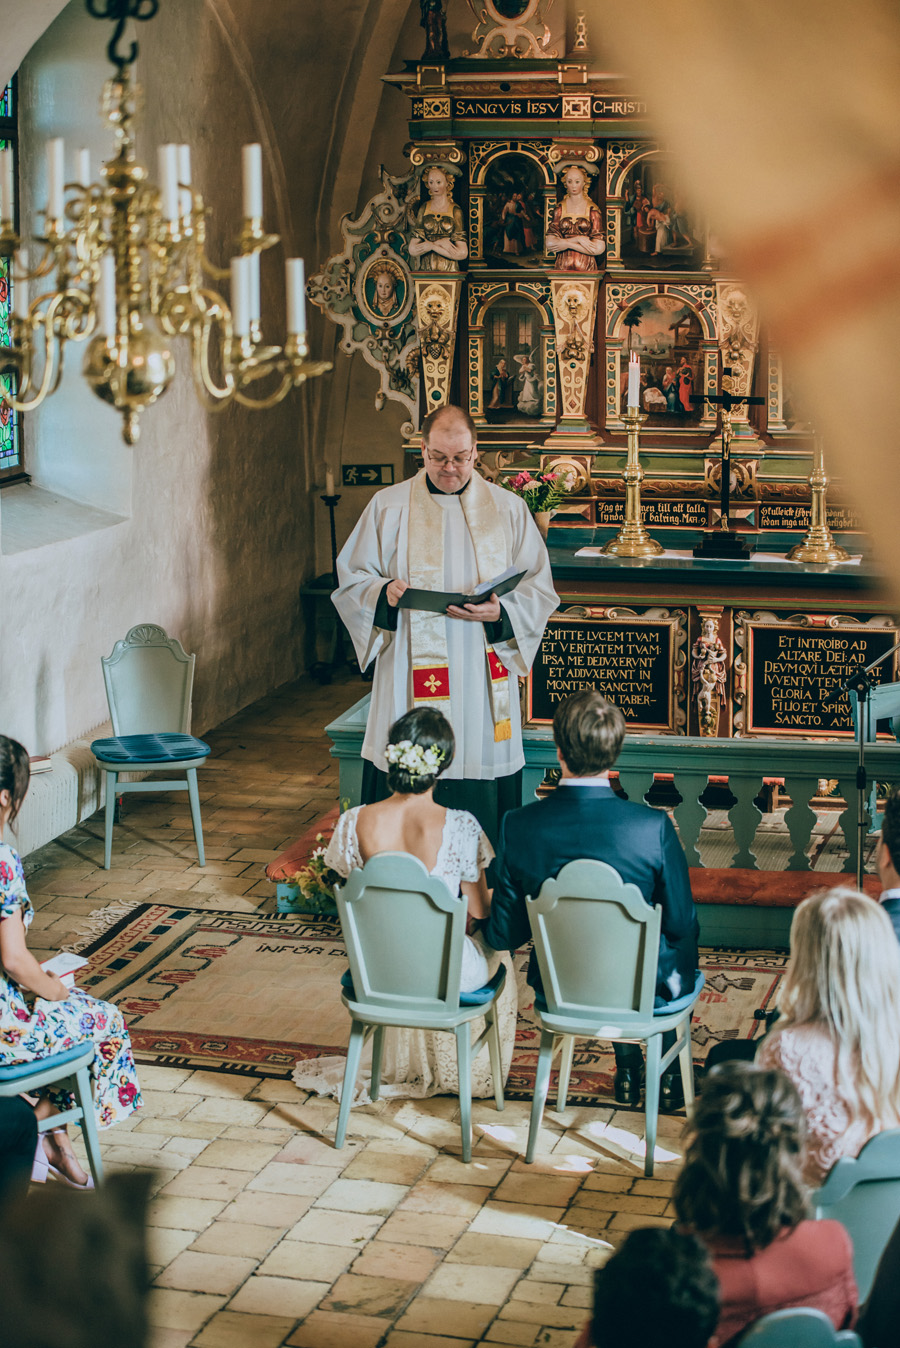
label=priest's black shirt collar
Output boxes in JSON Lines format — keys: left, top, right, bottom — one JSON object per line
{"left": 425, "top": 475, "right": 470, "bottom": 497}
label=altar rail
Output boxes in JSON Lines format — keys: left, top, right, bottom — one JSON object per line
{"left": 326, "top": 696, "right": 900, "bottom": 945}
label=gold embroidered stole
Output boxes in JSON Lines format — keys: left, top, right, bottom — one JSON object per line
{"left": 407, "top": 469, "right": 512, "bottom": 742}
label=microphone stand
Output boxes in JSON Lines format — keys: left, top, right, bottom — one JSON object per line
{"left": 840, "top": 636, "right": 900, "bottom": 889}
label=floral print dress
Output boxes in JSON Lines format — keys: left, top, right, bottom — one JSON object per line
{"left": 0, "top": 843, "right": 142, "bottom": 1128}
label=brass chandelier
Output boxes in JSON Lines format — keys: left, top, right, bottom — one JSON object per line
{"left": 0, "top": 0, "right": 330, "bottom": 445}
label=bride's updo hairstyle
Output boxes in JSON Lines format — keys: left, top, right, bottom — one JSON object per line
{"left": 385, "top": 708, "right": 454, "bottom": 796}
{"left": 673, "top": 1061, "right": 808, "bottom": 1254}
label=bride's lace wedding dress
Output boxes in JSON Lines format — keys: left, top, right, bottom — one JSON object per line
{"left": 291, "top": 805, "right": 519, "bottom": 1101}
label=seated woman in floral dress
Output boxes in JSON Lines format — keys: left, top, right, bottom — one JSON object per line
{"left": 292, "top": 707, "right": 517, "bottom": 1101}
{"left": 0, "top": 736, "right": 143, "bottom": 1188}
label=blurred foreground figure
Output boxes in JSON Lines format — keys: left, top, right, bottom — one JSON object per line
{"left": 598, "top": 0, "right": 900, "bottom": 598}
{"left": 1, "top": 1173, "right": 151, "bottom": 1348}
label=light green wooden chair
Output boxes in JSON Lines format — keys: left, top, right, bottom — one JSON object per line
{"left": 740, "top": 1309, "right": 861, "bottom": 1347}
{"left": 813, "top": 1127, "right": 900, "bottom": 1302}
{"left": 524, "top": 859, "right": 704, "bottom": 1176}
{"left": 333, "top": 852, "right": 506, "bottom": 1162}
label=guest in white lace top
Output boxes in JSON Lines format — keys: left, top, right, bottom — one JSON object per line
{"left": 292, "top": 708, "right": 518, "bottom": 1100}
{"left": 757, "top": 886, "right": 900, "bottom": 1186}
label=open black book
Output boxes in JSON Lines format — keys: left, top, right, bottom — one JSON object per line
{"left": 397, "top": 565, "right": 526, "bottom": 614}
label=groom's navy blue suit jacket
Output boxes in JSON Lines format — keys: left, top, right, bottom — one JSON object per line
{"left": 483, "top": 779, "right": 700, "bottom": 1003}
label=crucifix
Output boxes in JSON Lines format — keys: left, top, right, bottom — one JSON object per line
{"left": 691, "top": 367, "right": 765, "bottom": 558}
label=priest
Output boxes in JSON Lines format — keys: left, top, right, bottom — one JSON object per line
{"left": 333, "top": 404, "right": 558, "bottom": 843}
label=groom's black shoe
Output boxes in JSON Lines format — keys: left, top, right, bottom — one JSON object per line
{"left": 660, "top": 1066, "right": 686, "bottom": 1112}
{"left": 613, "top": 1065, "right": 643, "bottom": 1106}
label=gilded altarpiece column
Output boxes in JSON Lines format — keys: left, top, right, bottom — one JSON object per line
{"left": 715, "top": 281, "right": 762, "bottom": 451}
{"left": 542, "top": 273, "right": 602, "bottom": 452}
{"left": 411, "top": 273, "right": 464, "bottom": 414}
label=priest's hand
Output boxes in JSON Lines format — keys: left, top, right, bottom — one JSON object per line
{"left": 447, "top": 593, "right": 501, "bottom": 622}
{"left": 385, "top": 579, "right": 408, "bottom": 607}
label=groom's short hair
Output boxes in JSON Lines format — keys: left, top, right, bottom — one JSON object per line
{"left": 553, "top": 691, "right": 626, "bottom": 776}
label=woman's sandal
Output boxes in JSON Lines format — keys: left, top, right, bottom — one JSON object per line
{"left": 44, "top": 1129, "right": 94, "bottom": 1191}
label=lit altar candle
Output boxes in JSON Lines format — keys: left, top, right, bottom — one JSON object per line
{"left": 77, "top": 148, "right": 91, "bottom": 188}
{"left": 628, "top": 352, "right": 641, "bottom": 409}
{"left": 158, "top": 144, "right": 179, "bottom": 222}
{"left": 230, "top": 256, "right": 251, "bottom": 336}
{"left": 242, "top": 143, "right": 263, "bottom": 220}
{"left": 177, "top": 144, "right": 192, "bottom": 217}
{"left": 0, "top": 147, "right": 13, "bottom": 222}
{"left": 13, "top": 248, "right": 28, "bottom": 319}
{"left": 99, "top": 252, "right": 117, "bottom": 338}
{"left": 285, "top": 258, "right": 306, "bottom": 336}
{"left": 47, "top": 138, "right": 65, "bottom": 219}
{"left": 325, "top": 468, "right": 335, "bottom": 496}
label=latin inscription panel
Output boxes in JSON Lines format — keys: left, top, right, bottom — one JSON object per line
{"left": 744, "top": 621, "right": 898, "bottom": 735}
{"left": 528, "top": 615, "right": 676, "bottom": 729}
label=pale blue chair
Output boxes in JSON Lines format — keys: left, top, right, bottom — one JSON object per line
{"left": 333, "top": 852, "right": 507, "bottom": 1162}
{"left": 740, "top": 1308, "right": 861, "bottom": 1347}
{"left": 812, "top": 1127, "right": 900, "bottom": 1302}
{"left": 91, "top": 624, "right": 211, "bottom": 869}
{"left": 524, "top": 859, "right": 705, "bottom": 1176}
{"left": 0, "top": 1043, "right": 104, "bottom": 1185}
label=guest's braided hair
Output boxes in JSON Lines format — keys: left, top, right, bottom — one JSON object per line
{"left": 673, "top": 1061, "right": 808, "bottom": 1253}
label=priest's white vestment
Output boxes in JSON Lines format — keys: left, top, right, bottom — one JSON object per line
{"left": 333, "top": 471, "right": 558, "bottom": 780}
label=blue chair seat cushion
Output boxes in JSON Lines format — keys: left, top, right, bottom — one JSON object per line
{"left": 91, "top": 732, "right": 211, "bottom": 764}
{"left": 0, "top": 1042, "right": 93, "bottom": 1083}
{"left": 341, "top": 964, "right": 504, "bottom": 1006}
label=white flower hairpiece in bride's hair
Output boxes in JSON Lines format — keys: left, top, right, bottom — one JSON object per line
{"left": 385, "top": 739, "right": 444, "bottom": 780}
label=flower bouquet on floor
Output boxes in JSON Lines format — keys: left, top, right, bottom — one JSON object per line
{"left": 503, "top": 469, "right": 571, "bottom": 538}
{"left": 268, "top": 810, "right": 346, "bottom": 917}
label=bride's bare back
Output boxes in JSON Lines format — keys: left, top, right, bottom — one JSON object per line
{"left": 354, "top": 793, "right": 448, "bottom": 872}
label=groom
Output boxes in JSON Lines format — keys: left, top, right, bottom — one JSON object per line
{"left": 483, "top": 689, "right": 700, "bottom": 1108}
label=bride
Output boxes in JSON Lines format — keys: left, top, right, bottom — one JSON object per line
{"left": 292, "top": 708, "right": 517, "bottom": 1100}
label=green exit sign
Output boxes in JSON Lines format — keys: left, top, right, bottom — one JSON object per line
{"left": 342, "top": 465, "right": 395, "bottom": 487}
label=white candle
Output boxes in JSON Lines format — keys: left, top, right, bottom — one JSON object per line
{"left": 77, "top": 148, "right": 91, "bottom": 188}
{"left": 325, "top": 468, "right": 336, "bottom": 496}
{"left": 0, "top": 147, "right": 14, "bottom": 223}
{"left": 628, "top": 352, "right": 641, "bottom": 409}
{"left": 285, "top": 258, "right": 306, "bottom": 336}
{"left": 230, "top": 256, "right": 250, "bottom": 337}
{"left": 247, "top": 251, "right": 260, "bottom": 323}
{"left": 13, "top": 247, "right": 28, "bottom": 320}
{"left": 47, "top": 137, "right": 65, "bottom": 219}
{"left": 99, "top": 252, "right": 117, "bottom": 338}
{"left": 242, "top": 143, "right": 263, "bottom": 220}
{"left": 158, "top": 143, "right": 179, "bottom": 222}
{"left": 177, "top": 143, "right": 192, "bottom": 217}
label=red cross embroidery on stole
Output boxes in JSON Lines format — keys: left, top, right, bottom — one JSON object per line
{"left": 487, "top": 650, "right": 507, "bottom": 684}
{"left": 413, "top": 665, "right": 450, "bottom": 699}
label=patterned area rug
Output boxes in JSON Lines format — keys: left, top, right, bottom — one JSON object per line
{"left": 81, "top": 905, "right": 786, "bottom": 1103}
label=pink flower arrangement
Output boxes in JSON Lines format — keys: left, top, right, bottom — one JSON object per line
{"left": 503, "top": 469, "right": 570, "bottom": 514}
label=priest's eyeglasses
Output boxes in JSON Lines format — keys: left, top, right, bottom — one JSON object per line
{"left": 424, "top": 447, "right": 477, "bottom": 468}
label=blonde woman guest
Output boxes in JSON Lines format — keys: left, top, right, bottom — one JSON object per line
{"left": 291, "top": 708, "right": 518, "bottom": 1101}
{"left": 757, "top": 887, "right": 900, "bottom": 1186}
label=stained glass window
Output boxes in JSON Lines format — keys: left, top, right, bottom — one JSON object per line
{"left": 0, "top": 78, "right": 21, "bottom": 482}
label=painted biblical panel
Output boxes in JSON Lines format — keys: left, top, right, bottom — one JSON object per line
{"left": 620, "top": 295, "right": 704, "bottom": 425}
{"left": 621, "top": 157, "right": 701, "bottom": 270}
{"left": 484, "top": 295, "right": 544, "bottom": 422}
{"left": 483, "top": 153, "right": 545, "bottom": 267}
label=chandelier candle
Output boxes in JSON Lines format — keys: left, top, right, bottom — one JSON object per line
{"left": 0, "top": 2, "right": 331, "bottom": 443}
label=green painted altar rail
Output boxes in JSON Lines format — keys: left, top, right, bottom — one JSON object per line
{"left": 326, "top": 695, "right": 900, "bottom": 883}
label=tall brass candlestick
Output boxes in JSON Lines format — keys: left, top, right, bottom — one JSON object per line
{"left": 787, "top": 437, "right": 850, "bottom": 564}
{"left": 601, "top": 406, "right": 663, "bottom": 557}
